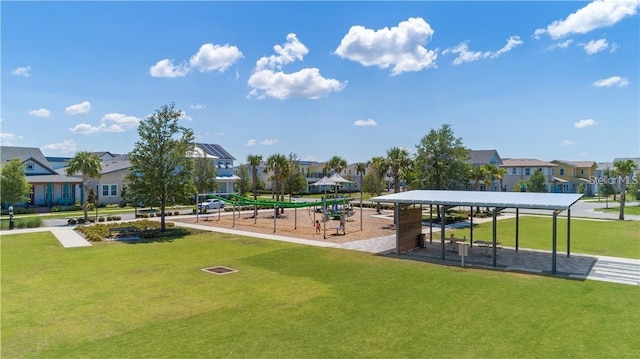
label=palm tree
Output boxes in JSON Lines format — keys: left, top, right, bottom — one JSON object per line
{"left": 613, "top": 159, "right": 638, "bottom": 220}
{"left": 386, "top": 147, "right": 411, "bottom": 193}
{"left": 66, "top": 151, "right": 102, "bottom": 220}
{"left": 324, "top": 155, "right": 348, "bottom": 175}
{"left": 265, "top": 153, "right": 288, "bottom": 210}
{"left": 247, "top": 154, "right": 263, "bottom": 217}
{"left": 470, "top": 166, "right": 488, "bottom": 191}
{"left": 493, "top": 167, "right": 507, "bottom": 192}
{"left": 355, "top": 162, "right": 367, "bottom": 192}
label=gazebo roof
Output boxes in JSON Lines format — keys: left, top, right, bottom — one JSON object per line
{"left": 371, "top": 190, "right": 582, "bottom": 210}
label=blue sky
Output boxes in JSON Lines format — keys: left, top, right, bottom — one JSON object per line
{"left": 2, "top": 0, "right": 638, "bottom": 164}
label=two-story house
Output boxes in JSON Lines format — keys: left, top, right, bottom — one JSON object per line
{"left": 191, "top": 143, "right": 239, "bottom": 194}
{"left": 466, "top": 149, "right": 504, "bottom": 191}
{"left": 500, "top": 158, "right": 557, "bottom": 192}
{"left": 550, "top": 160, "right": 597, "bottom": 195}
{"left": 1, "top": 146, "right": 81, "bottom": 207}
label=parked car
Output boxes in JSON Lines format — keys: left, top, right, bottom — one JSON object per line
{"left": 198, "top": 199, "right": 225, "bottom": 210}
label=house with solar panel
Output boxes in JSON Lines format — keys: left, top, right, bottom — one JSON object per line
{"left": 191, "top": 143, "right": 239, "bottom": 194}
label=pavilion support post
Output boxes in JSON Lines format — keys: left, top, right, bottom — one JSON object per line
{"left": 515, "top": 208, "right": 519, "bottom": 252}
{"left": 294, "top": 207, "right": 297, "bottom": 230}
{"left": 492, "top": 208, "right": 497, "bottom": 267}
{"left": 567, "top": 208, "right": 571, "bottom": 258}
{"left": 469, "top": 206, "right": 474, "bottom": 247}
{"left": 273, "top": 205, "right": 277, "bottom": 233}
{"left": 429, "top": 204, "right": 433, "bottom": 244}
{"left": 232, "top": 203, "right": 235, "bottom": 227}
{"left": 395, "top": 204, "right": 401, "bottom": 255}
{"left": 552, "top": 211, "right": 558, "bottom": 274}
{"left": 441, "top": 205, "right": 446, "bottom": 260}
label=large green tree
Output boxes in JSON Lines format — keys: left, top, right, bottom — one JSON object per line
{"left": 413, "top": 124, "right": 469, "bottom": 190}
{"left": 368, "top": 156, "right": 388, "bottom": 213}
{"left": 527, "top": 169, "right": 548, "bottom": 193}
{"left": 66, "top": 151, "right": 102, "bottom": 220}
{"left": 284, "top": 153, "right": 306, "bottom": 200}
{"left": 386, "top": 147, "right": 411, "bottom": 193}
{"left": 0, "top": 158, "right": 32, "bottom": 207}
{"left": 125, "top": 103, "right": 195, "bottom": 231}
{"left": 613, "top": 159, "right": 638, "bottom": 220}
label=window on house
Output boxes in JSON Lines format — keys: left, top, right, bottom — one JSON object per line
{"left": 63, "top": 184, "right": 69, "bottom": 199}
{"left": 525, "top": 168, "right": 530, "bottom": 176}
{"left": 580, "top": 169, "right": 584, "bottom": 175}
{"left": 551, "top": 169, "right": 555, "bottom": 175}
{"left": 560, "top": 168, "right": 565, "bottom": 175}
{"left": 102, "top": 185, "right": 110, "bottom": 197}
{"left": 26, "top": 163, "right": 34, "bottom": 171}
{"left": 512, "top": 168, "right": 516, "bottom": 175}
{"left": 110, "top": 185, "right": 117, "bottom": 196}
{"left": 225, "top": 162, "right": 230, "bottom": 169}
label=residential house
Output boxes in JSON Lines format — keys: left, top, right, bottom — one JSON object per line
{"left": 88, "top": 159, "right": 131, "bottom": 206}
{"left": 500, "top": 158, "right": 557, "bottom": 192}
{"left": 594, "top": 158, "right": 640, "bottom": 195}
{"left": 191, "top": 143, "right": 239, "bottom": 194}
{"left": 1, "top": 146, "right": 81, "bottom": 207}
{"left": 550, "top": 160, "right": 597, "bottom": 195}
{"left": 465, "top": 149, "right": 503, "bottom": 191}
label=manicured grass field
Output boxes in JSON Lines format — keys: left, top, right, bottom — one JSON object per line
{"left": 594, "top": 205, "right": 640, "bottom": 216}
{"left": 447, "top": 216, "right": 640, "bottom": 259}
{"left": 2, "top": 231, "right": 639, "bottom": 358}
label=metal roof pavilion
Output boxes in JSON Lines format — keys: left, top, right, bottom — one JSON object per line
{"left": 371, "top": 190, "right": 582, "bottom": 210}
{"left": 371, "top": 190, "right": 583, "bottom": 275}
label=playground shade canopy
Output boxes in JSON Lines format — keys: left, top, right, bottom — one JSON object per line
{"left": 371, "top": 190, "right": 582, "bottom": 210}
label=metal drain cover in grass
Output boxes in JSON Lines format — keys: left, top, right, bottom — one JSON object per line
{"left": 202, "top": 266, "right": 237, "bottom": 275}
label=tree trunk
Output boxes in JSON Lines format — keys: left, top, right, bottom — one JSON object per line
{"left": 619, "top": 183, "right": 626, "bottom": 220}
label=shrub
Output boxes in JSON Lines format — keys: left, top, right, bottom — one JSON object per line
{"left": 51, "top": 205, "right": 63, "bottom": 212}
{"left": 106, "top": 216, "right": 114, "bottom": 221}
{"left": 0, "top": 217, "right": 43, "bottom": 230}
{"left": 98, "top": 217, "right": 106, "bottom": 222}
{"left": 68, "top": 218, "right": 77, "bottom": 225}
{"left": 174, "top": 211, "right": 179, "bottom": 215}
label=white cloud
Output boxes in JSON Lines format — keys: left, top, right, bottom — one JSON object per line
{"left": 260, "top": 139, "right": 279, "bottom": 145}
{"left": 574, "top": 119, "right": 597, "bottom": 128}
{"left": 562, "top": 140, "right": 577, "bottom": 145}
{"left": 149, "top": 59, "right": 190, "bottom": 78}
{"left": 70, "top": 113, "right": 141, "bottom": 134}
{"left": 334, "top": 17, "right": 437, "bottom": 75}
{"left": 248, "top": 34, "right": 346, "bottom": 99}
{"left": 545, "top": 39, "right": 574, "bottom": 51}
{"left": 0, "top": 132, "right": 23, "bottom": 145}
{"left": 354, "top": 118, "right": 378, "bottom": 127}
{"left": 190, "top": 104, "right": 206, "bottom": 109}
{"left": 534, "top": 0, "right": 640, "bottom": 39}
{"left": 246, "top": 139, "right": 256, "bottom": 146}
{"left": 443, "top": 36, "right": 523, "bottom": 65}
{"left": 28, "top": 108, "right": 51, "bottom": 117}
{"left": 189, "top": 43, "right": 243, "bottom": 73}
{"left": 593, "top": 76, "right": 629, "bottom": 87}
{"left": 65, "top": 101, "right": 91, "bottom": 115}
{"left": 581, "top": 38, "right": 609, "bottom": 54}
{"left": 41, "top": 140, "right": 77, "bottom": 153}
{"left": 11, "top": 66, "right": 31, "bottom": 77}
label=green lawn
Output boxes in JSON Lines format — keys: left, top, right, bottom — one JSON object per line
{"left": 594, "top": 205, "right": 640, "bottom": 216}
{"left": 2, "top": 231, "right": 639, "bottom": 358}
{"left": 446, "top": 216, "right": 640, "bottom": 259}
